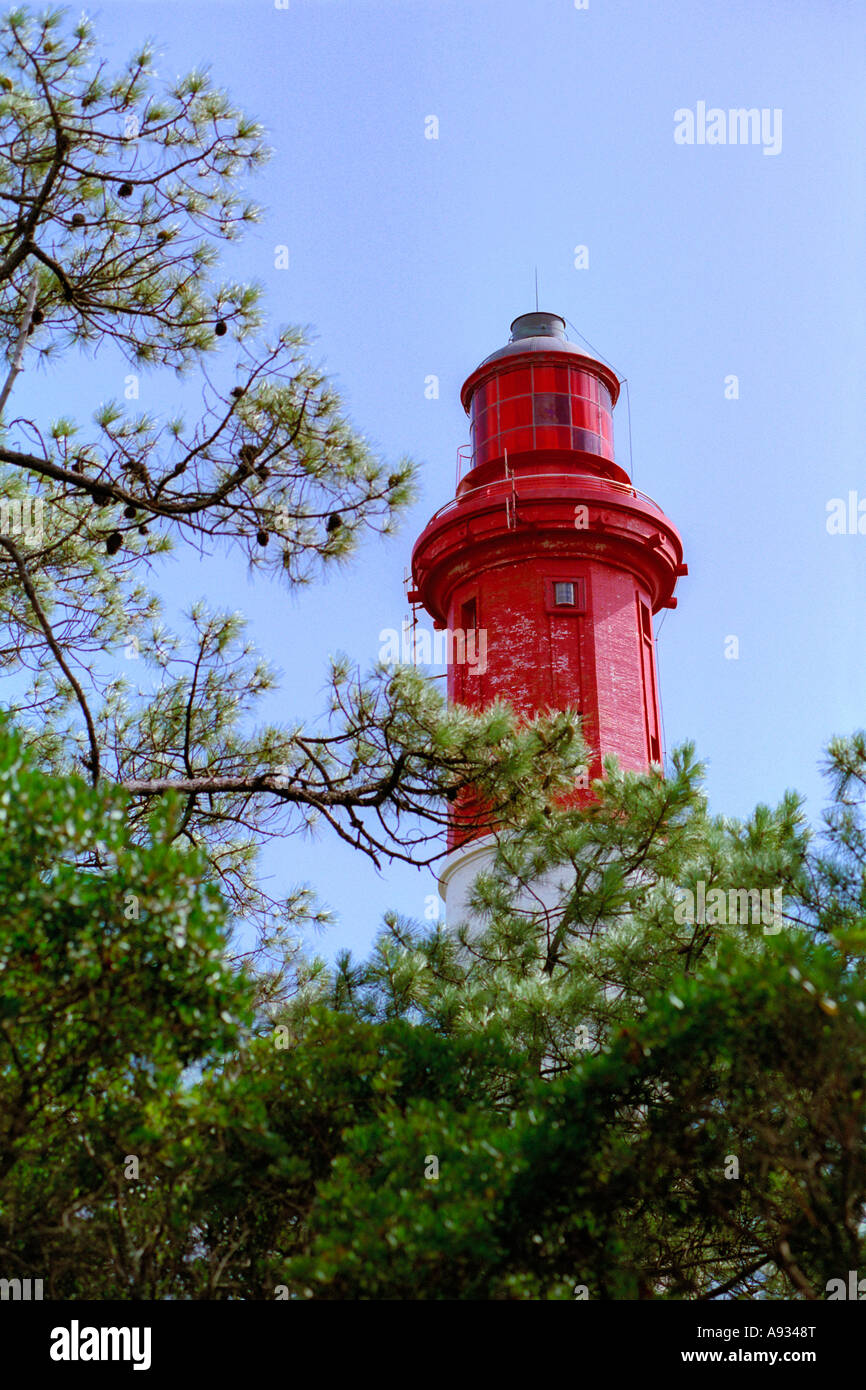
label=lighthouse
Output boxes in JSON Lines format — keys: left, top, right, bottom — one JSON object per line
{"left": 410, "top": 311, "right": 686, "bottom": 924}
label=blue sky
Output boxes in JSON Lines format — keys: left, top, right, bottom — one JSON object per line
{"left": 14, "top": 0, "right": 866, "bottom": 962}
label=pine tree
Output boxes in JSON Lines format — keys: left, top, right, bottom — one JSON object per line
{"left": 257, "top": 742, "right": 866, "bottom": 1299}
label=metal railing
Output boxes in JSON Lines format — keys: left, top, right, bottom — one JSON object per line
{"left": 428, "top": 468, "right": 667, "bottom": 530}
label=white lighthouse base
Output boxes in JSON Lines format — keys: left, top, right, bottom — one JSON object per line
{"left": 439, "top": 835, "right": 576, "bottom": 935}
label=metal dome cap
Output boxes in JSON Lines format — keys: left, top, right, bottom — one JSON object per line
{"left": 463, "top": 310, "right": 620, "bottom": 411}
{"left": 510, "top": 311, "right": 567, "bottom": 341}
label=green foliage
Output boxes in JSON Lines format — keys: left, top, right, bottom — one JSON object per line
{"left": 266, "top": 932, "right": 866, "bottom": 1301}
{"left": 0, "top": 715, "right": 253, "bottom": 1295}
{"left": 6, "top": 723, "right": 866, "bottom": 1301}
{"left": 243, "top": 738, "right": 865, "bottom": 1300}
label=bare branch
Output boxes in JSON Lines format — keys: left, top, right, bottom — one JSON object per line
{"left": 0, "top": 272, "right": 37, "bottom": 419}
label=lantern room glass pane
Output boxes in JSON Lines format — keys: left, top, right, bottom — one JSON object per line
{"left": 572, "top": 428, "right": 601, "bottom": 454}
{"left": 498, "top": 394, "right": 532, "bottom": 430}
{"left": 475, "top": 434, "right": 493, "bottom": 466}
{"left": 535, "top": 426, "right": 572, "bottom": 450}
{"left": 569, "top": 370, "right": 596, "bottom": 401}
{"left": 532, "top": 365, "right": 570, "bottom": 392}
{"left": 571, "top": 397, "right": 599, "bottom": 431}
{"left": 533, "top": 393, "right": 571, "bottom": 425}
{"left": 476, "top": 403, "right": 499, "bottom": 437}
{"left": 499, "top": 367, "right": 532, "bottom": 399}
{"left": 500, "top": 425, "right": 534, "bottom": 456}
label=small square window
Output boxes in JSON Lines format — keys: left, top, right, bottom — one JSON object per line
{"left": 545, "top": 577, "right": 585, "bottom": 613}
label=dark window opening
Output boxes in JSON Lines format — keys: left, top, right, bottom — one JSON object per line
{"left": 533, "top": 392, "right": 571, "bottom": 426}
{"left": 554, "top": 582, "right": 575, "bottom": 606}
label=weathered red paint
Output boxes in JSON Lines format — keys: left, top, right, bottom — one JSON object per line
{"left": 411, "top": 314, "right": 686, "bottom": 851}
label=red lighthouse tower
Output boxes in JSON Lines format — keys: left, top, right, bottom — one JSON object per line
{"left": 411, "top": 311, "right": 686, "bottom": 920}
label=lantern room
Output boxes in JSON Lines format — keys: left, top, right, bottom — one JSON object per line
{"left": 458, "top": 311, "right": 628, "bottom": 489}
